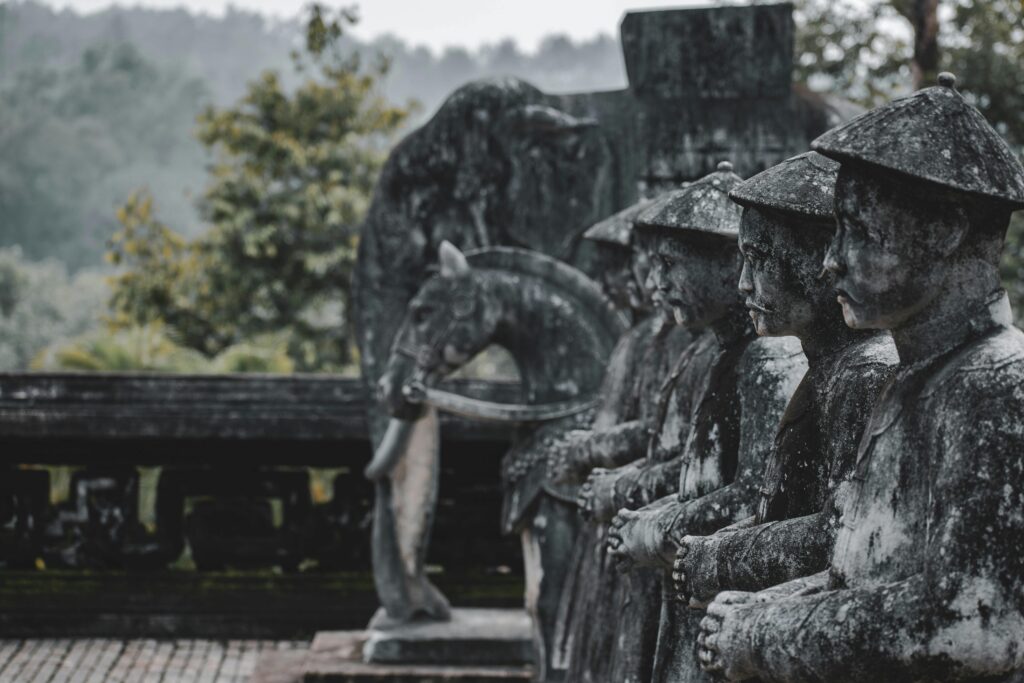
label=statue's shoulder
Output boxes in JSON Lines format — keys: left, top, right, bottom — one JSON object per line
{"left": 832, "top": 332, "right": 899, "bottom": 385}
{"left": 924, "top": 325, "right": 1024, "bottom": 407}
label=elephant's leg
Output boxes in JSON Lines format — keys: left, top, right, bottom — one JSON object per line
{"left": 521, "top": 495, "right": 580, "bottom": 682}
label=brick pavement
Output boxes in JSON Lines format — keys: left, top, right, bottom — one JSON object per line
{"left": 0, "top": 639, "right": 305, "bottom": 683}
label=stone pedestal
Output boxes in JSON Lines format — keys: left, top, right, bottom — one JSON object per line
{"left": 252, "top": 608, "right": 534, "bottom": 683}
{"left": 364, "top": 608, "right": 533, "bottom": 666}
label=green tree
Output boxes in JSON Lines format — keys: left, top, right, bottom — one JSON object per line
{"left": 36, "top": 323, "right": 295, "bottom": 374}
{"left": 793, "top": 0, "right": 1024, "bottom": 323}
{"left": 108, "top": 5, "right": 411, "bottom": 371}
{"left": 0, "top": 42, "right": 207, "bottom": 268}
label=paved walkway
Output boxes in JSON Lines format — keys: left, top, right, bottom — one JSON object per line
{"left": 0, "top": 639, "right": 305, "bottom": 682}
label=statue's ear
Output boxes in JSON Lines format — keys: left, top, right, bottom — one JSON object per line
{"left": 439, "top": 241, "right": 470, "bottom": 278}
{"left": 513, "top": 104, "right": 597, "bottom": 135}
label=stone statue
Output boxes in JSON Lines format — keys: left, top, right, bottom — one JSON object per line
{"left": 355, "top": 78, "right": 619, "bottom": 443}
{"left": 602, "top": 163, "right": 806, "bottom": 683}
{"left": 697, "top": 73, "right": 1024, "bottom": 682}
{"left": 568, "top": 183, "right": 726, "bottom": 683}
{"left": 670, "top": 153, "right": 897, "bottom": 607}
{"left": 371, "top": 243, "right": 626, "bottom": 680}
{"left": 549, "top": 199, "right": 693, "bottom": 682}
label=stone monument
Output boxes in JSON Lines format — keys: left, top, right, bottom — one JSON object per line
{"left": 697, "top": 73, "right": 1024, "bottom": 682}
{"left": 671, "top": 152, "right": 897, "bottom": 606}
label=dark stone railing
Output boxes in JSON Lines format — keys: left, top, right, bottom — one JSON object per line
{"left": 0, "top": 372, "right": 524, "bottom": 637}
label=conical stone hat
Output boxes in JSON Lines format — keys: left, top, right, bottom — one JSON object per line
{"left": 812, "top": 73, "right": 1024, "bottom": 208}
{"left": 729, "top": 152, "right": 839, "bottom": 221}
{"left": 583, "top": 197, "right": 657, "bottom": 247}
{"left": 636, "top": 161, "right": 744, "bottom": 239}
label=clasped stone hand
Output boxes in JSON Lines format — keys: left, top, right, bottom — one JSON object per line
{"left": 607, "top": 506, "right": 672, "bottom": 571}
{"left": 698, "top": 591, "right": 768, "bottom": 681}
{"left": 576, "top": 467, "right": 621, "bottom": 522}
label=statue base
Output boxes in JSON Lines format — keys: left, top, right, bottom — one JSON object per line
{"left": 252, "top": 608, "right": 534, "bottom": 683}
{"left": 364, "top": 607, "right": 534, "bottom": 666}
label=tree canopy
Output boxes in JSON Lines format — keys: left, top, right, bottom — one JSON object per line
{"left": 105, "top": 5, "right": 411, "bottom": 371}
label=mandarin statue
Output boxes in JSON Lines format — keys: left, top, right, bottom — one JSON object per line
{"left": 671, "top": 152, "right": 897, "bottom": 608}
{"left": 550, "top": 200, "right": 694, "bottom": 683}
{"left": 600, "top": 164, "right": 807, "bottom": 683}
{"left": 697, "top": 73, "right": 1024, "bottom": 682}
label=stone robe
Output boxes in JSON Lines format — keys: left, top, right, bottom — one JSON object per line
{"left": 649, "top": 332, "right": 806, "bottom": 683}
{"left": 684, "top": 331, "right": 896, "bottom": 602}
{"left": 720, "top": 293, "right": 1024, "bottom": 682}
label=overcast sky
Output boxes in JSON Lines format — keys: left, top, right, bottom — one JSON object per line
{"left": 39, "top": 0, "right": 712, "bottom": 51}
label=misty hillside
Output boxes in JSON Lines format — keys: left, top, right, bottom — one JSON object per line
{"left": 0, "top": 2, "right": 627, "bottom": 270}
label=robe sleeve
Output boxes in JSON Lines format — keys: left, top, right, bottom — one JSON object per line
{"left": 666, "top": 347, "right": 801, "bottom": 542}
{"left": 586, "top": 420, "right": 650, "bottom": 468}
{"left": 685, "top": 513, "right": 831, "bottom": 602}
{"left": 612, "top": 456, "right": 685, "bottom": 511}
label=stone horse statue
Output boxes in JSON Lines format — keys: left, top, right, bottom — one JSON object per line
{"left": 368, "top": 242, "right": 627, "bottom": 679}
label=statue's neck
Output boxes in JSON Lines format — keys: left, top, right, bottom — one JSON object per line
{"left": 797, "top": 309, "right": 867, "bottom": 367}
{"left": 892, "top": 267, "right": 1007, "bottom": 365}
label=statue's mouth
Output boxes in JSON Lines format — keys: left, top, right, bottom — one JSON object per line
{"left": 745, "top": 299, "right": 772, "bottom": 314}
{"left": 835, "top": 287, "right": 860, "bottom": 306}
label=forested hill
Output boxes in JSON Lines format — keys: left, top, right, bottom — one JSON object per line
{"left": 0, "top": 1, "right": 626, "bottom": 269}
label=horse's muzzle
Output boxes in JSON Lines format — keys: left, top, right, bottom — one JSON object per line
{"left": 376, "top": 371, "right": 424, "bottom": 420}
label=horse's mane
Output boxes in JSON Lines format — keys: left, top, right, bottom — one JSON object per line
{"left": 465, "top": 247, "right": 629, "bottom": 348}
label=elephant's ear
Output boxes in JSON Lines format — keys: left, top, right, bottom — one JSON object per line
{"left": 512, "top": 104, "right": 598, "bottom": 134}
{"left": 439, "top": 241, "right": 471, "bottom": 278}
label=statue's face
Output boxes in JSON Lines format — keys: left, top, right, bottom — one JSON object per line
{"left": 827, "top": 166, "right": 964, "bottom": 329}
{"left": 595, "top": 246, "right": 636, "bottom": 313}
{"left": 647, "top": 231, "right": 741, "bottom": 328}
{"left": 738, "top": 208, "right": 833, "bottom": 337}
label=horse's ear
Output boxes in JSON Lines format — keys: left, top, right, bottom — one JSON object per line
{"left": 439, "top": 241, "right": 470, "bottom": 278}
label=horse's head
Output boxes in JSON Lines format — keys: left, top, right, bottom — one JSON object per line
{"left": 377, "top": 242, "right": 501, "bottom": 418}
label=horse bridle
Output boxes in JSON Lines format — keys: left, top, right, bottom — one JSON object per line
{"left": 390, "top": 289, "right": 598, "bottom": 424}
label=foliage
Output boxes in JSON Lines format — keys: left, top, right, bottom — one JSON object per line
{"left": 107, "top": 5, "right": 410, "bottom": 372}
{"left": 0, "top": 247, "right": 107, "bottom": 371}
{"left": 0, "top": 40, "right": 208, "bottom": 268}
{"left": 35, "top": 323, "right": 295, "bottom": 374}
{"left": 793, "top": 0, "right": 1024, "bottom": 322}
{"left": 792, "top": 0, "right": 914, "bottom": 105}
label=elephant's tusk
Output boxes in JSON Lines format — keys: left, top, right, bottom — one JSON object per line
{"left": 414, "top": 384, "right": 597, "bottom": 423}
{"left": 364, "top": 418, "right": 417, "bottom": 481}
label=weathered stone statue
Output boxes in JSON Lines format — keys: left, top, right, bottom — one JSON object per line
{"left": 372, "top": 243, "right": 626, "bottom": 679}
{"left": 355, "top": 78, "right": 619, "bottom": 444}
{"left": 605, "top": 162, "right": 806, "bottom": 683}
{"left": 549, "top": 199, "right": 693, "bottom": 682}
{"left": 697, "top": 73, "right": 1024, "bottom": 682}
{"left": 670, "top": 153, "right": 897, "bottom": 607}
{"left": 569, "top": 181, "right": 725, "bottom": 683}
